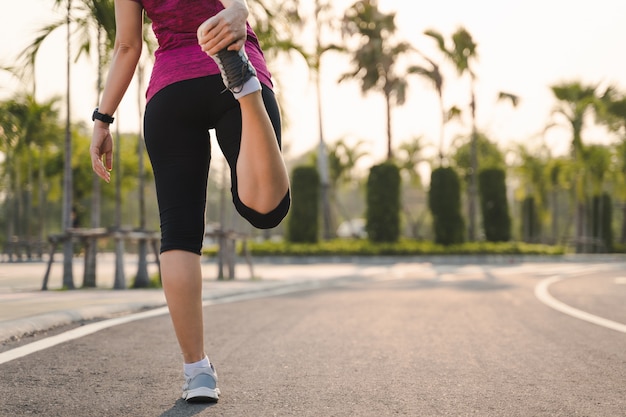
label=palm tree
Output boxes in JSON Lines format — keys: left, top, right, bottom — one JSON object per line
{"left": 326, "top": 138, "right": 368, "bottom": 225}
{"left": 396, "top": 136, "right": 428, "bottom": 238}
{"left": 246, "top": 0, "right": 302, "bottom": 59}
{"left": 0, "top": 95, "right": 62, "bottom": 245}
{"left": 585, "top": 144, "right": 612, "bottom": 251}
{"left": 16, "top": 0, "right": 102, "bottom": 287}
{"left": 310, "top": 0, "right": 342, "bottom": 240}
{"left": 284, "top": 0, "right": 342, "bottom": 240}
{"left": 408, "top": 54, "right": 446, "bottom": 164}
{"left": 425, "top": 27, "right": 479, "bottom": 240}
{"left": 340, "top": 0, "right": 411, "bottom": 160}
{"left": 83, "top": 0, "right": 116, "bottom": 287}
{"left": 550, "top": 81, "right": 603, "bottom": 251}
{"left": 19, "top": 0, "right": 159, "bottom": 286}
{"left": 61, "top": 0, "right": 74, "bottom": 289}
{"left": 545, "top": 157, "right": 569, "bottom": 244}
{"left": 613, "top": 139, "right": 626, "bottom": 243}
{"left": 511, "top": 142, "right": 549, "bottom": 242}
{"left": 602, "top": 88, "right": 626, "bottom": 243}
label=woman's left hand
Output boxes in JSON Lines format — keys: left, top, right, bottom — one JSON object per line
{"left": 90, "top": 122, "right": 113, "bottom": 183}
{"left": 197, "top": 2, "right": 249, "bottom": 55}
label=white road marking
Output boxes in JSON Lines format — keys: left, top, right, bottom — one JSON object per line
{"left": 614, "top": 277, "right": 626, "bottom": 285}
{"left": 535, "top": 276, "right": 626, "bottom": 334}
{"left": 0, "top": 306, "right": 170, "bottom": 365}
{"left": 0, "top": 282, "right": 326, "bottom": 365}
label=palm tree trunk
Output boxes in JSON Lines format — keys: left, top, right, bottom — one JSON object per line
{"left": 113, "top": 120, "right": 126, "bottom": 289}
{"left": 468, "top": 87, "right": 478, "bottom": 241}
{"left": 38, "top": 151, "right": 46, "bottom": 245}
{"left": 314, "top": 0, "right": 332, "bottom": 240}
{"left": 84, "top": 26, "right": 106, "bottom": 289}
{"left": 621, "top": 203, "right": 626, "bottom": 244}
{"left": 385, "top": 91, "right": 393, "bottom": 160}
{"left": 62, "top": 0, "right": 74, "bottom": 289}
{"left": 438, "top": 93, "right": 445, "bottom": 164}
{"left": 315, "top": 71, "right": 332, "bottom": 240}
{"left": 26, "top": 151, "right": 34, "bottom": 241}
{"left": 134, "top": 64, "right": 150, "bottom": 288}
{"left": 551, "top": 190, "right": 559, "bottom": 244}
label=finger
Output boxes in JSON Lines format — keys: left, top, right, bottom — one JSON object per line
{"left": 227, "top": 38, "right": 245, "bottom": 51}
{"left": 90, "top": 152, "right": 110, "bottom": 183}
{"left": 105, "top": 152, "right": 113, "bottom": 171}
{"left": 197, "top": 17, "right": 218, "bottom": 41}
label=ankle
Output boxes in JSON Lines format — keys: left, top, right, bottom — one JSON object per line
{"left": 233, "top": 77, "right": 261, "bottom": 100}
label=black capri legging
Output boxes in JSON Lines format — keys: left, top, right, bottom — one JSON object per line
{"left": 144, "top": 75, "right": 290, "bottom": 255}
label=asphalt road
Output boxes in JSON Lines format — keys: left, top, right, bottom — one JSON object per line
{"left": 1, "top": 262, "right": 625, "bottom": 416}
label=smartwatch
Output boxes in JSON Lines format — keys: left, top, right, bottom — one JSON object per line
{"left": 92, "top": 108, "right": 115, "bottom": 124}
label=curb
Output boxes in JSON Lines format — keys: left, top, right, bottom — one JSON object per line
{"left": 0, "top": 274, "right": 358, "bottom": 345}
{"left": 0, "top": 301, "right": 167, "bottom": 344}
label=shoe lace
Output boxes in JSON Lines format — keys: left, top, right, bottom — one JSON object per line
{"left": 216, "top": 50, "right": 250, "bottom": 93}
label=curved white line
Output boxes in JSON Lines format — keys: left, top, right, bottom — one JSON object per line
{"left": 535, "top": 276, "right": 626, "bottom": 334}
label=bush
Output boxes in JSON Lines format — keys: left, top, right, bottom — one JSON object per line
{"left": 366, "top": 162, "right": 401, "bottom": 242}
{"left": 521, "top": 196, "right": 541, "bottom": 242}
{"left": 287, "top": 166, "right": 319, "bottom": 243}
{"left": 429, "top": 167, "right": 465, "bottom": 245}
{"left": 245, "top": 239, "right": 566, "bottom": 257}
{"left": 479, "top": 168, "right": 511, "bottom": 242}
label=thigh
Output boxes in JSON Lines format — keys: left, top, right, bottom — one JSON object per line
{"left": 143, "top": 79, "right": 213, "bottom": 253}
{"left": 214, "top": 84, "right": 282, "bottom": 170}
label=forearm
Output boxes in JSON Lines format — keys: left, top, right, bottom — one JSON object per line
{"left": 98, "top": 42, "right": 142, "bottom": 116}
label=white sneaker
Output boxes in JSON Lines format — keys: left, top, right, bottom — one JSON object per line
{"left": 182, "top": 363, "right": 220, "bottom": 403}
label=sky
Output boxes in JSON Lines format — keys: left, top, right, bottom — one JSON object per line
{"left": 2, "top": 0, "right": 626, "bottom": 176}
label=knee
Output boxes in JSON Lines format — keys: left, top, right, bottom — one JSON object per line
{"left": 235, "top": 190, "right": 290, "bottom": 229}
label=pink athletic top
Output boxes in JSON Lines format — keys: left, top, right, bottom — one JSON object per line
{"left": 130, "top": 0, "right": 273, "bottom": 102}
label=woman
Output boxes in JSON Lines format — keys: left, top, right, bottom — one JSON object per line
{"left": 90, "top": 0, "right": 290, "bottom": 403}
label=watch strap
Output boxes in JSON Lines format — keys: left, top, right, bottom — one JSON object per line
{"left": 92, "top": 108, "right": 115, "bottom": 124}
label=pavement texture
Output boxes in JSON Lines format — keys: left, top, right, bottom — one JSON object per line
{"left": 1, "top": 252, "right": 624, "bottom": 345}
{"left": 0, "top": 253, "right": 394, "bottom": 344}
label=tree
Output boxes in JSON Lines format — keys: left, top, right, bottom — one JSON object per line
{"left": 550, "top": 81, "right": 604, "bottom": 251}
{"left": 408, "top": 52, "right": 461, "bottom": 165}
{"left": 429, "top": 167, "right": 464, "bottom": 245}
{"left": 340, "top": 0, "right": 412, "bottom": 160}
{"left": 478, "top": 168, "right": 511, "bottom": 242}
{"left": 246, "top": 0, "right": 302, "bottom": 59}
{"left": 0, "top": 95, "right": 62, "bottom": 248}
{"left": 325, "top": 138, "right": 368, "bottom": 225}
{"left": 287, "top": 0, "right": 343, "bottom": 240}
{"left": 425, "top": 27, "right": 480, "bottom": 240}
{"left": 545, "top": 157, "right": 569, "bottom": 244}
{"left": 287, "top": 166, "right": 320, "bottom": 243}
{"left": 61, "top": 0, "right": 74, "bottom": 288}
{"left": 396, "top": 137, "right": 428, "bottom": 238}
{"left": 603, "top": 90, "right": 626, "bottom": 243}
{"left": 585, "top": 144, "right": 613, "bottom": 251}
{"left": 511, "top": 142, "right": 549, "bottom": 242}
{"left": 15, "top": 0, "right": 108, "bottom": 287}
{"left": 366, "top": 162, "right": 401, "bottom": 242}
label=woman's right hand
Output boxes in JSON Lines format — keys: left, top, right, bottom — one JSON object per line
{"left": 197, "top": 1, "right": 249, "bottom": 55}
{"left": 90, "top": 121, "right": 113, "bottom": 183}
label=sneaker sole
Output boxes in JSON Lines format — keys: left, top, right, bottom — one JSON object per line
{"left": 184, "top": 387, "right": 220, "bottom": 403}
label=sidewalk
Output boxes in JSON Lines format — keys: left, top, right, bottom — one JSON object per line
{"left": 0, "top": 253, "right": 395, "bottom": 344}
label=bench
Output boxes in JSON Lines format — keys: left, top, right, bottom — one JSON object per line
{"left": 2, "top": 237, "right": 48, "bottom": 263}
{"left": 41, "top": 228, "right": 160, "bottom": 290}
{"left": 205, "top": 229, "right": 254, "bottom": 280}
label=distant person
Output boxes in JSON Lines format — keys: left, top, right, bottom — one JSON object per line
{"left": 89, "top": 0, "right": 290, "bottom": 403}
